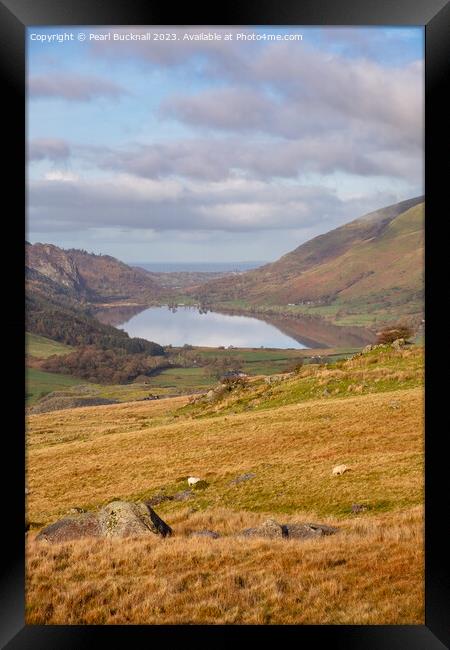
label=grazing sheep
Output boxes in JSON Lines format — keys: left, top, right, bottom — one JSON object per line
{"left": 187, "top": 477, "right": 201, "bottom": 486}
{"left": 332, "top": 464, "right": 349, "bottom": 476}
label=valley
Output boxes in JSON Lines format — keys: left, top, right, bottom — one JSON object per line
{"left": 24, "top": 197, "right": 425, "bottom": 625}
{"left": 25, "top": 197, "right": 424, "bottom": 413}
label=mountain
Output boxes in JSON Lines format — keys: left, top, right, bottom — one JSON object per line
{"left": 194, "top": 197, "right": 424, "bottom": 326}
{"left": 25, "top": 244, "right": 165, "bottom": 355}
{"left": 26, "top": 243, "right": 163, "bottom": 304}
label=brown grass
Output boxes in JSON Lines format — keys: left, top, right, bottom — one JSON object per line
{"left": 26, "top": 506, "right": 423, "bottom": 625}
{"left": 26, "top": 388, "right": 423, "bottom": 524}
{"left": 25, "top": 348, "right": 424, "bottom": 624}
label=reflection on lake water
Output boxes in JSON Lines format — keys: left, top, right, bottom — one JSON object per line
{"left": 95, "top": 305, "right": 376, "bottom": 349}
{"left": 115, "top": 306, "right": 308, "bottom": 349}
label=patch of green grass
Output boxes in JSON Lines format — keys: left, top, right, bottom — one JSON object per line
{"left": 26, "top": 368, "right": 84, "bottom": 404}
{"left": 26, "top": 332, "right": 73, "bottom": 359}
{"left": 183, "top": 346, "right": 424, "bottom": 419}
{"left": 149, "top": 367, "right": 213, "bottom": 390}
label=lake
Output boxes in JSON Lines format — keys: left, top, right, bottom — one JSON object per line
{"left": 116, "top": 306, "right": 308, "bottom": 349}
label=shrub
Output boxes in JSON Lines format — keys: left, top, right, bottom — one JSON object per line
{"left": 290, "top": 359, "right": 304, "bottom": 373}
{"left": 376, "top": 325, "right": 413, "bottom": 345}
{"left": 221, "top": 375, "right": 248, "bottom": 389}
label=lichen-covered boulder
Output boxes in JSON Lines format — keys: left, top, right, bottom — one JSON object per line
{"left": 35, "top": 501, "right": 172, "bottom": 543}
{"left": 98, "top": 501, "right": 172, "bottom": 538}
{"left": 240, "top": 518, "right": 284, "bottom": 539}
{"left": 35, "top": 512, "right": 102, "bottom": 543}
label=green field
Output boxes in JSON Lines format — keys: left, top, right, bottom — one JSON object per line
{"left": 26, "top": 333, "right": 73, "bottom": 358}
{"left": 26, "top": 368, "right": 84, "bottom": 403}
{"left": 26, "top": 343, "right": 362, "bottom": 410}
{"left": 173, "top": 346, "right": 359, "bottom": 376}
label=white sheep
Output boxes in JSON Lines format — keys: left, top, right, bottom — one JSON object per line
{"left": 187, "top": 476, "right": 201, "bottom": 486}
{"left": 332, "top": 464, "right": 349, "bottom": 476}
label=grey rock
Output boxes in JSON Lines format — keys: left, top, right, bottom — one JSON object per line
{"left": 36, "top": 512, "right": 102, "bottom": 543}
{"left": 99, "top": 501, "right": 172, "bottom": 538}
{"left": 284, "top": 523, "right": 338, "bottom": 538}
{"left": 240, "top": 518, "right": 284, "bottom": 539}
{"left": 146, "top": 494, "right": 174, "bottom": 506}
{"left": 189, "top": 529, "right": 220, "bottom": 539}
{"left": 173, "top": 489, "right": 193, "bottom": 501}
{"left": 230, "top": 472, "right": 256, "bottom": 486}
{"left": 351, "top": 504, "right": 369, "bottom": 513}
{"left": 36, "top": 500, "right": 172, "bottom": 542}
{"left": 239, "top": 519, "right": 338, "bottom": 540}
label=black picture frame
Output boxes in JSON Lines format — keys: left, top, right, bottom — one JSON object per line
{"left": 2, "top": 0, "right": 448, "bottom": 647}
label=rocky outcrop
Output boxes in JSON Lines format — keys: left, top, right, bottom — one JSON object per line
{"left": 241, "top": 519, "right": 285, "bottom": 539}
{"left": 26, "top": 243, "right": 85, "bottom": 293}
{"left": 99, "top": 501, "right": 172, "bottom": 538}
{"left": 35, "top": 501, "right": 172, "bottom": 543}
{"left": 240, "top": 518, "right": 338, "bottom": 540}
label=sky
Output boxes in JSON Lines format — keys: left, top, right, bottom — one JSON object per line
{"left": 27, "top": 26, "right": 424, "bottom": 263}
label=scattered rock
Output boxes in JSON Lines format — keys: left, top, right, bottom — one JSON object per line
{"left": 230, "top": 472, "right": 256, "bottom": 486}
{"left": 66, "top": 507, "right": 86, "bottom": 514}
{"left": 332, "top": 464, "right": 349, "bottom": 476}
{"left": 36, "top": 501, "right": 172, "bottom": 542}
{"left": 173, "top": 489, "right": 193, "bottom": 501}
{"left": 241, "top": 518, "right": 284, "bottom": 539}
{"left": 240, "top": 518, "right": 338, "bottom": 540}
{"left": 264, "top": 375, "right": 287, "bottom": 385}
{"left": 391, "top": 338, "right": 405, "bottom": 350}
{"left": 99, "top": 501, "right": 172, "bottom": 538}
{"left": 284, "top": 523, "right": 338, "bottom": 539}
{"left": 189, "top": 529, "right": 220, "bottom": 539}
{"left": 351, "top": 504, "right": 369, "bottom": 514}
{"left": 146, "top": 494, "right": 174, "bottom": 506}
{"left": 35, "top": 512, "right": 102, "bottom": 543}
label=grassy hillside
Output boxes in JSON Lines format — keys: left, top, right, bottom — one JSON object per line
{"left": 26, "top": 332, "right": 74, "bottom": 358}
{"left": 26, "top": 367, "right": 85, "bottom": 404}
{"left": 194, "top": 198, "right": 424, "bottom": 327}
{"left": 26, "top": 345, "right": 424, "bottom": 624}
{"left": 27, "top": 342, "right": 361, "bottom": 412}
